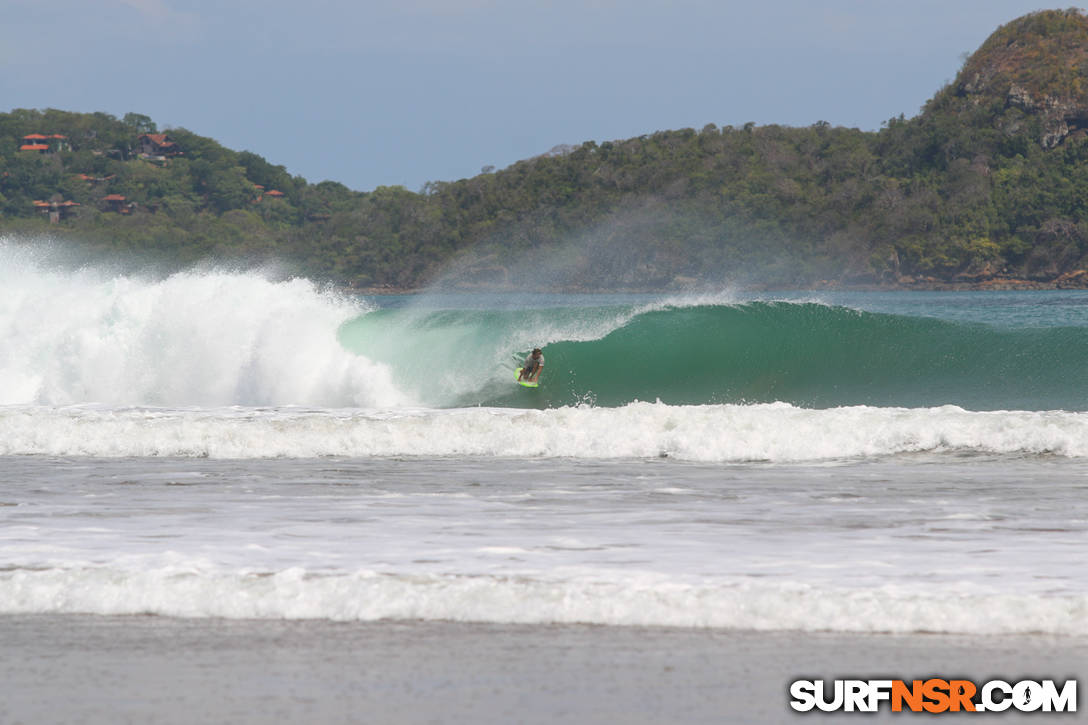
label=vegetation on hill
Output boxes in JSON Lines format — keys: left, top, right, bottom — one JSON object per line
{"left": 4, "top": 9, "right": 1088, "bottom": 290}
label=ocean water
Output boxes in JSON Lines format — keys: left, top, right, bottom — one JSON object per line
{"left": 1, "top": 240, "right": 1086, "bottom": 641}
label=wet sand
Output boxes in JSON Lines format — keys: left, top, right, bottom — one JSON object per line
{"left": 1, "top": 615, "right": 1083, "bottom": 724}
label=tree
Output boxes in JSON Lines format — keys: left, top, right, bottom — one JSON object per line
{"left": 122, "top": 113, "right": 157, "bottom": 135}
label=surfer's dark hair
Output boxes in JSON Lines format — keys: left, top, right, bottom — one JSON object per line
{"left": 532, "top": 348, "right": 542, "bottom": 354}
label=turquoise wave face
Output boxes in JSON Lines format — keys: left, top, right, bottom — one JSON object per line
{"left": 339, "top": 301, "right": 1088, "bottom": 411}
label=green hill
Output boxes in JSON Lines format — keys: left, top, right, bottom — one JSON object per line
{"left": 4, "top": 9, "right": 1088, "bottom": 290}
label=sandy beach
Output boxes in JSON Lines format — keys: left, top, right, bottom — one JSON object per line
{"left": 2, "top": 615, "right": 1083, "bottom": 724}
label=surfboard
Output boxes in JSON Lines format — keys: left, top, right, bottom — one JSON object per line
{"left": 515, "top": 368, "right": 540, "bottom": 388}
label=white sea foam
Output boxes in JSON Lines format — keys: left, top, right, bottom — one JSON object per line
{"left": 0, "top": 566, "right": 1083, "bottom": 634}
{"left": 0, "top": 241, "right": 409, "bottom": 408}
{"left": 1, "top": 402, "right": 1087, "bottom": 460}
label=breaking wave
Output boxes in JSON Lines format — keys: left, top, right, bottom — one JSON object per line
{"left": 1, "top": 566, "right": 1082, "bottom": 634}
{"left": 2, "top": 403, "right": 1086, "bottom": 461}
{"left": 0, "top": 241, "right": 407, "bottom": 408}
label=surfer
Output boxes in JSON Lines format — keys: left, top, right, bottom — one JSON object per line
{"left": 518, "top": 348, "right": 544, "bottom": 383}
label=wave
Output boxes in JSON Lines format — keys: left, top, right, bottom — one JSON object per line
{"left": 3, "top": 403, "right": 1086, "bottom": 460}
{"left": 0, "top": 242, "right": 408, "bottom": 408}
{"left": 3, "top": 240, "right": 1086, "bottom": 411}
{"left": 1, "top": 566, "right": 1082, "bottom": 634}
{"left": 341, "top": 297, "right": 1088, "bottom": 411}
{"left": 533, "top": 302, "right": 1088, "bottom": 410}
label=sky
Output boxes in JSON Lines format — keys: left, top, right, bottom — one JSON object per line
{"left": 0, "top": 1, "right": 1077, "bottom": 192}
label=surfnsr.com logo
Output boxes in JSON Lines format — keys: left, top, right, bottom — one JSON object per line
{"left": 789, "top": 678, "right": 1077, "bottom": 713}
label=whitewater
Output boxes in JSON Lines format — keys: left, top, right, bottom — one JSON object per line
{"left": 4, "top": 404, "right": 1088, "bottom": 460}
{"left": 0, "top": 242, "right": 1086, "bottom": 641}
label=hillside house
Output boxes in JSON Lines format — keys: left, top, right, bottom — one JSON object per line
{"left": 20, "top": 134, "right": 50, "bottom": 153}
{"left": 20, "top": 134, "right": 69, "bottom": 153}
{"left": 33, "top": 199, "right": 80, "bottom": 223}
{"left": 138, "top": 133, "right": 180, "bottom": 159}
{"left": 75, "top": 173, "right": 115, "bottom": 186}
{"left": 102, "top": 194, "right": 132, "bottom": 214}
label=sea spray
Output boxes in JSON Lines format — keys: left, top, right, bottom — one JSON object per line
{"left": 0, "top": 244, "right": 409, "bottom": 408}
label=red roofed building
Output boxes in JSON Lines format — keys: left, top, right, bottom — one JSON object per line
{"left": 21, "top": 134, "right": 70, "bottom": 153}
{"left": 33, "top": 199, "right": 80, "bottom": 223}
{"left": 102, "top": 194, "right": 132, "bottom": 213}
{"left": 138, "top": 133, "right": 180, "bottom": 158}
{"left": 256, "top": 189, "right": 286, "bottom": 203}
{"left": 21, "top": 134, "right": 49, "bottom": 152}
{"left": 75, "top": 173, "right": 115, "bottom": 185}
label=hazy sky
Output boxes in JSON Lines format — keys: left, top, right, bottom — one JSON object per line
{"left": 1, "top": 1, "right": 1074, "bottom": 191}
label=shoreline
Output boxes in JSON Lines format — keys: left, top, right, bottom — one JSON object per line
{"left": 2, "top": 615, "right": 1084, "bottom": 724}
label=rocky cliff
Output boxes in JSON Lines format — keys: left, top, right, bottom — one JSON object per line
{"left": 949, "top": 8, "right": 1088, "bottom": 148}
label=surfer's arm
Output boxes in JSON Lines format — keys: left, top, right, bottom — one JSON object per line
{"left": 528, "top": 364, "right": 543, "bottom": 382}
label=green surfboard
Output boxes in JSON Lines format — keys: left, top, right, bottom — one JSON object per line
{"left": 515, "top": 368, "right": 539, "bottom": 388}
